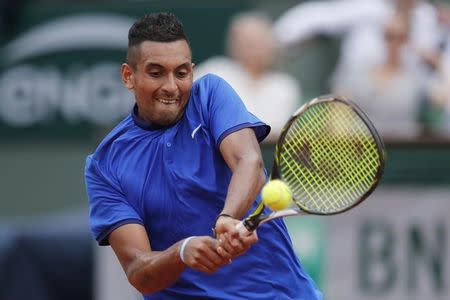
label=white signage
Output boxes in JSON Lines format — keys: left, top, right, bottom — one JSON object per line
{"left": 0, "top": 14, "right": 135, "bottom": 127}
{"left": 326, "top": 187, "right": 450, "bottom": 300}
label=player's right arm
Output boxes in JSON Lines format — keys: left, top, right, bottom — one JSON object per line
{"left": 108, "top": 224, "right": 231, "bottom": 295}
{"left": 86, "top": 156, "right": 231, "bottom": 294}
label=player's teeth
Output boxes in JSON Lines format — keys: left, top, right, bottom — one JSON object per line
{"left": 158, "top": 98, "right": 177, "bottom": 104}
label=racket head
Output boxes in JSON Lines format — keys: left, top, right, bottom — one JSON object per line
{"left": 272, "top": 95, "right": 386, "bottom": 215}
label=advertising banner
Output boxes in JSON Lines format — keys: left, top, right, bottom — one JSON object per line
{"left": 0, "top": 12, "right": 134, "bottom": 138}
{"left": 326, "top": 187, "right": 450, "bottom": 300}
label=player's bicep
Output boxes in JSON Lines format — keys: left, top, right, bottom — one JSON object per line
{"left": 219, "top": 127, "right": 263, "bottom": 171}
{"left": 109, "top": 223, "right": 152, "bottom": 275}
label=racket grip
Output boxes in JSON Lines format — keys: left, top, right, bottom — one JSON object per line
{"left": 235, "top": 221, "right": 252, "bottom": 236}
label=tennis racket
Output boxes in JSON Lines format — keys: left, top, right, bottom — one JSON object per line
{"left": 236, "top": 95, "right": 386, "bottom": 234}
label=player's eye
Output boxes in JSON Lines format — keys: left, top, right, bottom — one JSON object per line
{"left": 148, "top": 71, "right": 162, "bottom": 77}
{"left": 177, "top": 70, "right": 188, "bottom": 78}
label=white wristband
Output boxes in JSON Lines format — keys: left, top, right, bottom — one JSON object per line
{"left": 179, "top": 236, "right": 196, "bottom": 264}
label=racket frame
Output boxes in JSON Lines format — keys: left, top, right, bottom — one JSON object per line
{"left": 239, "top": 95, "right": 386, "bottom": 233}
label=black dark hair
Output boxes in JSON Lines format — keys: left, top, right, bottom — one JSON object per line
{"left": 128, "top": 12, "right": 188, "bottom": 46}
{"left": 127, "top": 12, "right": 190, "bottom": 67}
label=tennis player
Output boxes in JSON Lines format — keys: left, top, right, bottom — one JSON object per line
{"left": 85, "top": 12, "right": 322, "bottom": 299}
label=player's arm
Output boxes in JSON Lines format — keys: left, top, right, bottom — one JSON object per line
{"left": 215, "top": 127, "right": 266, "bottom": 255}
{"left": 219, "top": 127, "right": 266, "bottom": 218}
{"left": 108, "top": 224, "right": 230, "bottom": 295}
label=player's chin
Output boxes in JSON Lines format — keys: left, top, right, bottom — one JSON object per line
{"left": 156, "top": 108, "right": 184, "bottom": 125}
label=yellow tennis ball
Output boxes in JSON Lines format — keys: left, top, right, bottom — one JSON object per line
{"left": 262, "top": 179, "right": 292, "bottom": 211}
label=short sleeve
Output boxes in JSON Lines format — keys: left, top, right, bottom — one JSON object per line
{"left": 85, "top": 155, "right": 143, "bottom": 245}
{"left": 199, "top": 74, "right": 270, "bottom": 145}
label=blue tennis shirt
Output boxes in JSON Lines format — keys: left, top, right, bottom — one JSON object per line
{"left": 85, "top": 74, "right": 322, "bottom": 299}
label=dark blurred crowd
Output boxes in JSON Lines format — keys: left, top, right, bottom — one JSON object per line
{"left": 196, "top": 0, "right": 450, "bottom": 142}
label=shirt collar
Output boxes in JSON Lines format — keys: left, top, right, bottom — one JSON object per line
{"left": 131, "top": 104, "right": 167, "bottom": 131}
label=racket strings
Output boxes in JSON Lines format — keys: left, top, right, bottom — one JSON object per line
{"left": 279, "top": 101, "right": 381, "bottom": 213}
{"left": 313, "top": 105, "right": 378, "bottom": 186}
{"left": 284, "top": 108, "right": 352, "bottom": 211}
{"left": 286, "top": 117, "right": 352, "bottom": 211}
{"left": 302, "top": 103, "right": 376, "bottom": 206}
{"left": 303, "top": 104, "right": 378, "bottom": 207}
{"left": 286, "top": 121, "right": 338, "bottom": 209}
{"left": 318, "top": 105, "right": 378, "bottom": 203}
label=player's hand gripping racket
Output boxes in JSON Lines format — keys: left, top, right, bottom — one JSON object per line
{"left": 236, "top": 95, "right": 386, "bottom": 234}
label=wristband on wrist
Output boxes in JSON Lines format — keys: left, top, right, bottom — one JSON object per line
{"left": 212, "top": 213, "right": 234, "bottom": 235}
{"left": 179, "top": 236, "right": 196, "bottom": 264}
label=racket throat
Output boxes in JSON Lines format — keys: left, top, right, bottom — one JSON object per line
{"left": 243, "top": 215, "right": 267, "bottom": 232}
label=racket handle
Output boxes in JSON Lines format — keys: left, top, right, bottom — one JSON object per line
{"left": 235, "top": 220, "right": 253, "bottom": 236}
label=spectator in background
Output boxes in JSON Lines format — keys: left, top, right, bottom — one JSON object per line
{"left": 272, "top": 0, "right": 450, "bottom": 139}
{"left": 334, "top": 0, "right": 450, "bottom": 138}
{"left": 195, "top": 12, "right": 301, "bottom": 143}
{"left": 274, "top": 0, "right": 441, "bottom": 63}
{"left": 328, "top": 0, "right": 441, "bottom": 95}
{"left": 273, "top": 0, "right": 390, "bottom": 50}
{"left": 336, "top": 0, "right": 440, "bottom": 76}
{"left": 332, "top": 13, "right": 428, "bottom": 139}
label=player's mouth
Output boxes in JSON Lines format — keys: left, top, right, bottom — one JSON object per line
{"left": 156, "top": 97, "right": 179, "bottom": 105}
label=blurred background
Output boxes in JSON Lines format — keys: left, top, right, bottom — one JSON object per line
{"left": 0, "top": 0, "right": 449, "bottom": 299}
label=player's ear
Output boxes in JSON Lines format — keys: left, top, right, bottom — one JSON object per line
{"left": 121, "top": 63, "right": 134, "bottom": 90}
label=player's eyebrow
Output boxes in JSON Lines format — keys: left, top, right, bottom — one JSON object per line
{"left": 175, "top": 62, "right": 192, "bottom": 69}
{"left": 144, "top": 62, "right": 192, "bottom": 69}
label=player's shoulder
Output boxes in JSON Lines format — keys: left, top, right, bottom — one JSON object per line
{"left": 193, "top": 72, "right": 228, "bottom": 88}
{"left": 192, "top": 73, "right": 235, "bottom": 102}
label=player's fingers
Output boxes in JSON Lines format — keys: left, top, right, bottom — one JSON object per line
{"left": 198, "top": 251, "right": 227, "bottom": 272}
{"left": 199, "top": 238, "right": 229, "bottom": 268}
{"left": 184, "top": 237, "right": 226, "bottom": 272}
{"left": 240, "top": 230, "right": 258, "bottom": 246}
{"left": 219, "top": 232, "right": 237, "bottom": 254}
{"left": 224, "top": 231, "right": 246, "bottom": 255}
{"left": 229, "top": 229, "right": 246, "bottom": 248}
{"left": 188, "top": 249, "right": 221, "bottom": 273}
{"left": 216, "top": 244, "right": 232, "bottom": 264}
{"left": 190, "top": 260, "right": 218, "bottom": 274}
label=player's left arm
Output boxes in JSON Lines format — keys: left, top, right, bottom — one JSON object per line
{"left": 215, "top": 127, "right": 266, "bottom": 255}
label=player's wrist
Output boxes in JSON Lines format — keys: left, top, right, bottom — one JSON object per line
{"left": 179, "top": 236, "right": 196, "bottom": 264}
{"left": 212, "top": 213, "right": 234, "bottom": 236}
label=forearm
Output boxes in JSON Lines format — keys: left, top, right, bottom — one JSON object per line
{"left": 126, "top": 241, "right": 185, "bottom": 295}
{"left": 222, "top": 154, "right": 266, "bottom": 219}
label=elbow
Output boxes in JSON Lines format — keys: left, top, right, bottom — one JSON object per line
{"left": 126, "top": 262, "right": 160, "bottom": 295}
{"left": 127, "top": 269, "right": 152, "bottom": 295}
{"left": 124, "top": 249, "right": 184, "bottom": 295}
{"left": 130, "top": 282, "right": 154, "bottom": 296}
{"left": 127, "top": 265, "right": 177, "bottom": 295}
{"left": 128, "top": 273, "right": 161, "bottom": 295}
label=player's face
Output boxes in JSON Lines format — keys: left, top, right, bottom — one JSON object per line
{"left": 122, "top": 40, "right": 193, "bottom": 126}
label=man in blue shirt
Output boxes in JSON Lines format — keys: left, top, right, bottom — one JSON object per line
{"left": 85, "top": 12, "right": 322, "bottom": 299}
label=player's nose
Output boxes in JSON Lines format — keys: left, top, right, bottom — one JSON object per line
{"left": 161, "top": 74, "right": 178, "bottom": 94}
